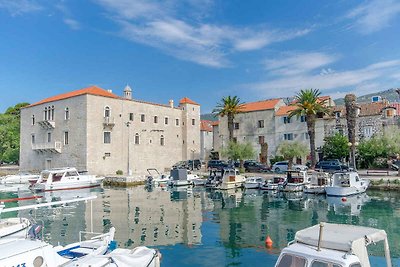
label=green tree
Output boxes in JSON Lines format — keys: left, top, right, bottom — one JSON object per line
{"left": 277, "top": 141, "right": 309, "bottom": 169}
{"left": 0, "top": 103, "right": 29, "bottom": 164}
{"left": 321, "top": 133, "right": 350, "bottom": 161}
{"left": 289, "top": 89, "right": 330, "bottom": 168}
{"left": 221, "top": 141, "right": 255, "bottom": 169}
{"left": 213, "top": 96, "right": 243, "bottom": 141}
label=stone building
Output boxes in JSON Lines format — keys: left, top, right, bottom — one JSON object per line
{"left": 200, "top": 120, "right": 213, "bottom": 161}
{"left": 20, "top": 85, "right": 200, "bottom": 175}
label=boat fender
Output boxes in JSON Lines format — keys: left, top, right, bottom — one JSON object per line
{"left": 108, "top": 240, "right": 118, "bottom": 251}
{"left": 265, "top": 235, "right": 273, "bottom": 248}
{"left": 28, "top": 224, "right": 42, "bottom": 240}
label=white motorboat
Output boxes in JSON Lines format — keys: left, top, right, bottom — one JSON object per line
{"left": 0, "top": 196, "right": 161, "bottom": 267}
{"left": 0, "top": 217, "right": 31, "bottom": 239}
{"left": 303, "top": 171, "right": 331, "bottom": 194}
{"left": 260, "top": 176, "right": 285, "bottom": 190}
{"left": 0, "top": 172, "right": 39, "bottom": 184}
{"left": 146, "top": 168, "right": 171, "bottom": 184}
{"left": 30, "top": 167, "right": 104, "bottom": 192}
{"left": 275, "top": 222, "right": 392, "bottom": 267}
{"left": 244, "top": 176, "right": 264, "bottom": 189}
{"left": 325, "top": 171, "right": 370, "bottom": 196}
{"left": 281, "top": 170, "right": 309, "bottom": 192}
{"left": 205, "top": 168, "right": 245, "bottom": 190}
{"left": 169, "top": 168, "right": 192, "bottom": 186}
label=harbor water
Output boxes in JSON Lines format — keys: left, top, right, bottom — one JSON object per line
{"left": 1, "top": 186, "right": 400, "bottom": 266}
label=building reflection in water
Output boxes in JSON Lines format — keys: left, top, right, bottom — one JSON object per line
{"left": 87, "top": 185, "right": 203, "bottom": 248}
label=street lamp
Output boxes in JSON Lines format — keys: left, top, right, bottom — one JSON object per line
{"left": 347, "top": 141, "right": 358, "bottom": 171}
{"left": 126, "top": 122, "right": 132, "bottom": 176}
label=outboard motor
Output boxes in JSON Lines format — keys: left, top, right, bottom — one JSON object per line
{"left": 28, "top": 224, "right": 42, "bottom": 240}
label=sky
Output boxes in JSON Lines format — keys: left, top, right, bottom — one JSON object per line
{"left": 1, "top": 0, "right": 400, "bottom": 113}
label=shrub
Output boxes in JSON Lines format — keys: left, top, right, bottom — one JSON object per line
{"left": 116, "top": 170, "right": 123, "bottom": 175}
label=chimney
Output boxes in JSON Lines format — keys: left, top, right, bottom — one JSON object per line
{"left": 107, "top": 89, "right": 112, "bottom": 93}
{"left": 169, "top": 100, "right": 174, "bottom": 108}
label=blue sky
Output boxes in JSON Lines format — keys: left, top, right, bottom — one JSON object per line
{"left": 1, "top": 0, "right": 400, "bottom": 113}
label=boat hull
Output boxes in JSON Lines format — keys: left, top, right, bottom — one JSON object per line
{"left": 325, "top": 185, "right": 368, "bottom": 196}
{"left": 32, "top": 178, "right": 103, "bottom": 192}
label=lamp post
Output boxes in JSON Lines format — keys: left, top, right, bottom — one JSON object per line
{"left": 190, "top": 149, "right": 196, "bottom": 170}
{"left": 126, "top": 122, "right": 131, "bottom": 176}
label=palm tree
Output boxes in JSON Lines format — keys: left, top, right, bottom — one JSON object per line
{"left": 288, "top": 89, "right": 330, "bottom": 168}
{"left": 213, "top": 96, "right": 244, "bottom": 141}
{"left": 345, "top": 94, "right": 357, "bottom": 169}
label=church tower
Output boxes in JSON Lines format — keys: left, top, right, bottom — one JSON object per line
{"left": 123, "top": 84, "right": 132, "bottom": 100}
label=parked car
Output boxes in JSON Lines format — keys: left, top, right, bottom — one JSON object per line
{"left": 207, "top": 160, "right": 229, "bottom": 170}
{"left": 272, "top": 161, "right": 308, "bottom": 173}
{"left": 187, "top": 159, "right": 202, "bottom": 170}
{"left": 172, "top": 160, "right": 189, "bottom": 169}
{"left": 244, "top": 161, "right": 270, "bottom": 173}
{"left": 390, "top": 160, "right": 400, "bottom": 171}
{"left": 315, "top": 160, "right": 349, "bottom": 172}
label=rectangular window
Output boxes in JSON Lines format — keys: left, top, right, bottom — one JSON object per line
{"left": 283, "top": 116, "right": 291, "bottom": 124}
{"left": 284, "top": 133, "right": 293, "bottom": 140}
{"left": 258, "top": 120, "right": 264, "bottom": 128}
{"left": 104, "top": 132, "right": 111, "bottom": 144}
{"left": 192, "top": 119, "right": 195, "bottom": 125}
{"left": 104, "top": 152, "right": 111, "bottom": 157}
{"left": 154, "top": 116, "right": 158, "bottom": 123}
{"left": 47, "top": 132, "right": 51, "bottom": 143}
{"left": 64, "top": 131, "right": 69, "bottom": 145}
{"left": 234, "top": 122, "right": 240, "bottom": 129}
{"left": 141, "top": 114, "right": 145, "bottom": 122}
{"left": 165, "top": 117, "right": 168, "bottom": 125}
{"left": 160, "top": 136, "right": 165, "bottom": 146}
{"left": 31, "top": 134, "right": 35, "bottom": 144}
{"left": 258, "top": 136, "right": 265, "bottom": 144}
{"left": 300, "top": 116, "right": 306, "bottom": 122}
{"left": 176, "top": 118, "right": 179, "bottom": 126}
{"left": 304, "top": 132, "right": 309, "bottom": 140}
{"left": 129, "top": 113, "right": 134, "bottom": 121}
{"left": 134, "top": 134, "right": 140, "bottom": 144}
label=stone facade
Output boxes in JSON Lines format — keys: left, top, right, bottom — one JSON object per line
{"left": 200, "top": 120, "right": 213, "bottom": 160}
{"left": 20, "top": 86, "right": 200, "bottom": 175}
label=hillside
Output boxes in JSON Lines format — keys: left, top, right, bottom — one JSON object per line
{"left": 335, "top": 88, "right": 400, "bottom": 105}
{"left": 200, "top": 113, "right": 218, "bottom": 121}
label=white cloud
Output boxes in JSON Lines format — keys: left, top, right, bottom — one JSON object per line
{"left": 95, "top": 0, "right": 311, "bottom": 67}
{"left": 347, "top": 0, "right": 400, "bottom": 34}
{"left": 0, "top": 0, "right": 42, "bottom": 16}
{"left": 64, "top": 18, "right": 80, "bottom": 30}
{"left": 247, "top": 52, "right": 400, "bottom": 99}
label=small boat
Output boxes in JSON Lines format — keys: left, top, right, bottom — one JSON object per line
{"left": 146, "top": 168, "right": 171, "bottom": 184}
{"left": 260, "top": 176, "right": 285, "bottom": 190}
{"left": 30, "top": 167, "right": 104, "bottom": 192}
{"left": 169, "top": 168, "right": 191, "bottom": 186}
{"left": 0, "top": 216, "right": 31, "bottom": 239}
{"left": 0, "top": 172, "right": 39, "bottom": 184}
{"left": 303, "top": 171, "right": 331, "bottom": 194}
{"left": 325, "top": 171, "right": 370, "bottom": 196}
{"left": 244, "top": 176, "right": 264, "bottom": 189}
{"left": 275, "top": 222, "right": 392, "bottom": 267}
{"left": 280, "top": 170, "right": 309, "bottom": 192}
{"left": 205, "top": 168, "right": 245, "bottom": 190}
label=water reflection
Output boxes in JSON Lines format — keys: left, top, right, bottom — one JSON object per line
{"left": 2, "top": 186, "right": 400, "bottom": 266}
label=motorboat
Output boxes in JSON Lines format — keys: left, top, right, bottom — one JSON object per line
{"left": 275, "top": 222, "right": 392, "bottom": 267}
{"left": 169, "top": 168, "right": 191, "bottom": 186}
{"left": 0, "top": 172, "right": 39, "bottom": 184}
{"left": 205, "top": 168, "right": 245, "bottom": 190}
{"left": 280, "top": 170, "right": 309, "bottom": 192}
{"left": 0, "top": 196, "right": 161, "bottom": 267}
{"left": 30, "top": 167, "right": 104, "bottom": 192}
{"left": 243, "top": 176, "right": 264, "bottom": 189}
{"left": 303, "top": 171, "right": 331, "bottom": 194}
{"left": 146, "top": 168, "right": 171, "bottom": 185}
{"left": 0, "top": 216, "right": 31, "bottom": 239}
{"left": 260, "top": 176, "right": 285, "bottom": 190}
{"left": 325, "top": 171, "right": 370, "bottom": 196}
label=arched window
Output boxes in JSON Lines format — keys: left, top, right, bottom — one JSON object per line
{"left": 32, "top": 115, "right": 35, "bottom": 125}
{"left": 51, "top": 105, "right": 55, "bottom": 120}
{"left": 134, "top": 133, "right": 140, "bottom": 144}
{"left": 44, "top": 107, "right": 48, "bottom": 120}
{"left": 104, "top": 106, "right": 111, "bottom": 118}
{"left": 160, "top": 135, "right": 165, "bottom": 146}
{"left": 65, "top": 107, "right": 69, "bottom": 120}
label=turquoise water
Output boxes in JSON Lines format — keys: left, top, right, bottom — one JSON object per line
{"left": 1, "top": 186, "right": 400, "bottom": 266}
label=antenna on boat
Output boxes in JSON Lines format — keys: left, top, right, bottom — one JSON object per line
{"left": 317, "top": 222, "right": 324, "bottom": 251}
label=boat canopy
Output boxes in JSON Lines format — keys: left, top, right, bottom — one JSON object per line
{"left": 294, "top": 223, "right": 391, "bottom": 267}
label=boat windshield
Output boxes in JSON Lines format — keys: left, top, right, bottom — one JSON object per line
{"left": 276, "top": 253, "right": 307, "bottom": 267}
{"left": 41, "top": 172, "right": 50, "bottom": 181}
{"left": 311, "top": 260, "right": 343, "bottom": 267}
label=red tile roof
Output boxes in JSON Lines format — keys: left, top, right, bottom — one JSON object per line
{"left": 200, "top": 120, "right": 213, "bottom": 132}
{"left": 290, "top": 95, "right": 331, "bottom": 105}
{"left": 241, "top": 99, "right": 281, "bottom": 112}
{"left": 179, "top": 97, "right": 200, "bottom": 105}
{"left": 211, "top": 121, "right": 219, "bottom": 126}
{"left": 275, "top": 105, "right": 297, "bottom": 116}
{"left": 28, "top": 86, "right": 119, "bottom": 107}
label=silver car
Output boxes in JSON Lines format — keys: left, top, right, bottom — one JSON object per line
{"left": 272, "top": 161, "right": 308, "bottom": 173}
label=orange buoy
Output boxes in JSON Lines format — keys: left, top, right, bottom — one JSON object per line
{"left": 265, "top": 235, "right": 273, "bottom": 248}
{"left": 341, "top": 197, "right": 347, "bottom": 202}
